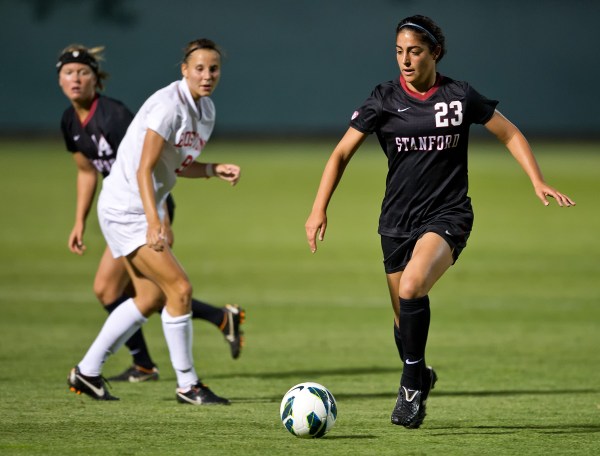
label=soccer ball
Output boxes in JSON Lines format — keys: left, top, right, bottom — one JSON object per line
{"left": 280, "top": 382, "right": 337, "bottom": 438}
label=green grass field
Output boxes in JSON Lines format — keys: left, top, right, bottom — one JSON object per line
{"left": 0, "top": 137, "right": 598, "bottom": 455}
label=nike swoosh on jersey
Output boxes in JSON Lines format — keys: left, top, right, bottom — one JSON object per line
{"left": 397, "top": 107, "right": 411, "bottom": 112}
{"left": 73, "top": 135, "right": 80, "bottom": 141}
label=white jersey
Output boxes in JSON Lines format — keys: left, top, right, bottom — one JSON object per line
{"left": 101, "top": 78, "right": 215, "bottom": 217}
{"left": 98, "top": 78, "right": 215, "bottom": 257}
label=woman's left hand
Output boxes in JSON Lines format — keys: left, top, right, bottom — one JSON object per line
{"left": 215, "top": 163, "right": 241, "bottom": 186}
{"left": 533, "top": 182, "right": 576, "bottom": 207}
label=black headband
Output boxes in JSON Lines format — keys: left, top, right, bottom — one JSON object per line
{"left": 56, "top": 50, "right": 99, "bottom": 74}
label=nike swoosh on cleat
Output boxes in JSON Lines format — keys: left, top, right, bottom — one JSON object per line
{"left": 224, "top": 312, "right": 235, "bottom": 341}
{"left": 76, "top": 373, "right": 106, "bottom": 397}
{"left": 402, "top": 386, "right": 420, "bottom": 402}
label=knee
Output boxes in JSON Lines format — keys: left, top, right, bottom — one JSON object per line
{"left": 176, "top": 278, "right": 193, "bottom": 300}
{"left": 398, "top": 275, "right": 427, "bottom": 300}
{"left": 172, "top": 278, "right": 193, "bottom": 307}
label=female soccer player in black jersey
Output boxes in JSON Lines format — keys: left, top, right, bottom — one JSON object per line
{"left": 57, "top": 44, "right": 245, "bottom": 382}
{"left": 305, "top": 15, "right": 575, "bottom": 429}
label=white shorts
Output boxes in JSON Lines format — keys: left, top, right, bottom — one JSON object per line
{"left": 97, "top": 193, "right": 148, "bottom": 258}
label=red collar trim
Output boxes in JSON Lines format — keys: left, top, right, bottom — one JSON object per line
{"left": 81, "top": 94, "right": 100, "bottom": 127}
{"left": 399, "top": 74, "right": 443, "bottom": 100}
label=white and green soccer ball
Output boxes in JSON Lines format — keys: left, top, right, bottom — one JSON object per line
{"left": 279, "top": 382, "right": 337, "bottom": 438}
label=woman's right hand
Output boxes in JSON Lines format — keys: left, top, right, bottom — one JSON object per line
{"left": 146, "top": 222, "right": 166, "bottom": 252}
{"left": 303, "top": 128, "right": 366, "bottom": 254}
{"left": 305, "top": 210, "right": 327, "bottom": 254}
{"left": 68, "top": 222, "right": 86, "bottom": 255}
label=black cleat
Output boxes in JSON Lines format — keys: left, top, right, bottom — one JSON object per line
{"left": 391, "top": 386, "right": 423, "bottom": 428}
{"left": 107, "top": 365, "right": 159, "bottom": 383}
{"left": 221, "top": 304, "right": 245, "bottom": 359}
{"left": 176, "top": 382, "right": 231, "bottom": 406}
{"left": 68, "top": 366, "right": 119, "bottom": 401}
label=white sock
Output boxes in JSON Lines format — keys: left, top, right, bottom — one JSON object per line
{"left": 161, "top": 308, "right": 197, "bottom": 389}
{"left": 78, "top": 298, "right": 147, "bottom": 377}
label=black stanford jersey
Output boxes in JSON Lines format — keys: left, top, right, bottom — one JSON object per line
{"left": 350, "top": 74, "right": 498, "bottom": 237}
{"left": 61, "top": 95, "right": 134, "bottom": 177}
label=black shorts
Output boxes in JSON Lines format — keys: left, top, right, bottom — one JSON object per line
{"left": 381, "top": 212, "right": 473, "bottom": 274}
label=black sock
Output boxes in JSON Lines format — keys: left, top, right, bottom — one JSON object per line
{"left": 399, "top": 295, "right": 430, "bottom": 390}
{"left": 191, "top": 298, "right": 225, "bottom": 328}
{"left": 393, "top": 321, "right": 404, "bottom": 362}
{"left": 104, "top": 295, "right": 156, "bottom": 370}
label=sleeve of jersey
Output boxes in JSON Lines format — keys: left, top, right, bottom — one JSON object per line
{"left": 145, "top": 101, "right": 176, "bottom": 141}
{"left": 349, "top": 89, "right": 382, "bottom": 134}
{"left": 465, "top": 84, "right": 499, "bottom": 125}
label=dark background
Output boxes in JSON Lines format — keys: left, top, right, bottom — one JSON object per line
{"left": 1, "top": 0, "right": 597, "bottom": 137}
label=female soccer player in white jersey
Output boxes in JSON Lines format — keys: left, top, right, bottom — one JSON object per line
{"left": 57, "top": 44, "right": 245, "bottom": 386}
{"left": 67, "top": 39, "right": 240, "bottom": 405}
{"left": 305, "top": 15, "right": 575, "bottom": 428}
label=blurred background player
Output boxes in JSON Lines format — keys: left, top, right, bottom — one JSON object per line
{"left": 67, "top": 38, "right": 241, "bottom": 404}
{"left": 57, "top": 43, "right": 244, "bottom": 383}
{"left": 305, "top": 15, "right": 575, "bottom": 428}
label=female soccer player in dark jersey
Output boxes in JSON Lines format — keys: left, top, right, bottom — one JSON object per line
{"left": 305, "top": 15, "right": 575, "bottom": 429}
{"left": 57, "top": 45, "right": 245, "bottom": 383}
